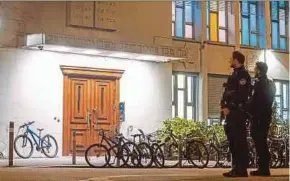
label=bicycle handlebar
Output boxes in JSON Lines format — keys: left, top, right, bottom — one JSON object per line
{"left": 19, "top": 121, "right": 35, "bottom": 128}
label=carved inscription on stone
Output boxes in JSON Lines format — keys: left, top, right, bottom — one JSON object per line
{"left": 94, "top": 1, "right": 117, "bottom": 30}
{"left": 67, "top": 2, "right": 94, "bottom": 28}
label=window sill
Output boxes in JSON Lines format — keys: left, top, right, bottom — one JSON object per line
{"left": 240, "top": 45, "right": 265, "bottom": 50}
{"left": 270, "top": 49, "right": 289, "bottom": 54}
{"left": 172, "top": 37, "right": 201, "bottom": 44}
{"left": 204, "top": 41, "right": 235, "bottom": 48}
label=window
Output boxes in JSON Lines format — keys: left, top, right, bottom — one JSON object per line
{"left": 274, "top": 80, "right": 289, "bottom": 121}
{"left": 206, "top": 1, "right": 231, "bottom": 43}
{"left": 172, "top": 73, "right": 198, "bottom": 120}
{"left": 172, "top": 1, "right": 200, "bottom": 39}
{"left": 240, "top": 1, "right": 265, "bottom": 48}
{"left": 271, "top": 1, "right": 289, "bottom": 51}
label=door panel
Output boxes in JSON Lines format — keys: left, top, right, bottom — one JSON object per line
{"left": 69, "top": 78, "right": 91, "bottom": 154}
{"left": 90, "top": 79, "right": 115, "bottom": 145}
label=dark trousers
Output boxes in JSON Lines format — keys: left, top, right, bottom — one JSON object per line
{"left": 224, "top": 110, "right": 249, "bottom": 170}
{"left": 251, "top": 116, "right": 271, "bottom": 170}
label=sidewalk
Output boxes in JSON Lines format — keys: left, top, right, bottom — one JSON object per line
{"left": 0, "top": 167, "right": 288, "bottom": 181}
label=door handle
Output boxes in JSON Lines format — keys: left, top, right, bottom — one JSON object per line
{"left": 86, "top": 109, "right": 91, "bottom": 128}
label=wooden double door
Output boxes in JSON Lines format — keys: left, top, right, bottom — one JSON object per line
{"left": 61, "top": 66, "right": 123, "bottom": 156}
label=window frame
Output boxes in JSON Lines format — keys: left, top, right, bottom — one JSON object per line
{"left": 172, "top": 1, "right": 196, "bottom": 40}
{"left": 172, "top": 72, "right": 199, "bottom": 120}
{"left": 273, "top": 79, "right": 289, "bottom": 122}
{"left": 270, "top": 1, "right": 289, "bottom": 51}
{"left": 206, "top": 1, "right": 230, "bottom": 43}
{"left": 240, "top": 1, "right": 260, "bottom": 48}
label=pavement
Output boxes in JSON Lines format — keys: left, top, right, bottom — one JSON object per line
{"left": 0, "top": 157, "right": 289, "bottom": 181}
{"left": 0, "top": 167, "right": 289, "bottom": 181}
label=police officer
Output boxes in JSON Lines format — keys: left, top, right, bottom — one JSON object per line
{"left": 246, "top": 62, "right": 275, "bottom": 176}
{"left": 222, "top": 51, "right": 251, "bottom": 177}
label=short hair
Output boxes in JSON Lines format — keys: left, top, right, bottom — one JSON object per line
{"left": 232, "top": 51, "right": 245, "bottom": 64}
{"left": 255, "top": 62, "right": 268, "bottom": 75}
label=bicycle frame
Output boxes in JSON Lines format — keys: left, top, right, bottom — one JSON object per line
{"left": 23, "top": 126, "right": 51, "bottom": 149}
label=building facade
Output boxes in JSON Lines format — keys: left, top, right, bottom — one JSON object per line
{"left": 0, "top": 1, "right": 288, "bottom": 156}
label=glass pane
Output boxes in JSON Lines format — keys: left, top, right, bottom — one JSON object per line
{"left": 279, "top": 1, "right": 285, "bottom": 8}
{"left": 272, "top": 22, "right": 279, "bottom": 49}
{"left": 172, "top": 22, "right": 175, "bottom": 36}
{"left": 275, "top": 97, "right": 281, "bottom": 108}
{"left": 250, "top": 3, "right": 256, "bottom": 15}
{"left": 172, "top": 1, "right": 175, "bottom": 21}
{"left": 279, "top": 9, "right": 285, "bottom": 21}
{"left": 176, "top": 8, "right": 184, "bottom": 38}
{"left": 187, "top": 106, "right": 193, "bottom": 120}
{"left": 242, "top": 17, "right": 249, "bottom": 45}
{"left": 172, "top": 105, "right": 175, "bottom": 118}
{"left": 250, "top": 33, "right": 257, "bottom": 47}
{"left": 185, "top": 1, "right": 192, "bottom": 23}
{"left": 279, "top": 19, "right": 286, "bottom": 35}
{"left": 282, "top": 111, "right": 288, "bottom": 121}
{"left": 280, "top": 37, "right": 287, "bottom": 50}
{"left": 250, "top": 14, "right": 257, "bottom": 31}
{"left": 271, "top": 2, "right": 278, "bottom": 20}
{"left": 207, "top": 27, "right": 210, "bottom": 40}
{"left": 178, "top": 90, "right": 184, "bottom": 118}
{"left": 177, "top": 74, "right": 185, "bottom": 88}
{"left": 206, "top": 1, "right": 210, "bottom": 25}
{"left": 219, "top": 29, "right": 226, "bottom": 42}
{"left": 242, "top": 2, "right": 248, "bottom": 16}
{"left": 176, "top": 1, "right": 183, "bottom": 7}
{"left": 219, "top": 10, "right": 226, "bottom": 27}
{"left": 185, "top": 24, "right": 193, "bottom": 38}
{"left": 283, "top": 84, "right": 288, "bottom": 108}
{"left": 275, "top": 82, "right": 281, "bottom": 95}
{"left": 210, "top": 13, "right": 218, "bottom": 41}
{"left": 210, "top": 1, "right": 218, "bottom": 11}
{"left": 187, "top": 76, "right": 192, "bottom": 102}
{"left": 172, "top": 75, "right": 174, "bottom": 101}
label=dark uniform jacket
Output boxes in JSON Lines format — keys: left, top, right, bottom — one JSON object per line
{"left": 222, "top": 66, "right": 252, "bottom": 110}
{"left": 246, "top": 75, "right": 276, "bottom": 119}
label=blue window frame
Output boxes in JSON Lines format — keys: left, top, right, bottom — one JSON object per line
{"left": 271, "top": 1, "right": 289, "bottom": 51}
{"left": 172, "top": 1, "right": 200, "bottom": 39}
{"left": 240, "top": 1, "right": 264, "bottom": 47}
{"left": 206, "top": 1, "right": 231, "bottom": 43}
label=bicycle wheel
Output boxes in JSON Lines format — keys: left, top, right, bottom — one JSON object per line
{"left": 138, "top": 142, "right": 153, "bottom": 168}
{"left": 162, "top": 143, "right": 179, "bottom": 168}
{"left": 206, "top": 144, "right": 219, "bottom": 168}
{"left": 14, "top": 135, "right": 33, "bottom": 159}
{"left": 187, "top": 140, "right": 209, "bottom": 168}
{"left": 122, "top": 142, "right": 141, "bottom": 168}
{"left": 85, "top": 144, "right": 110, "bottom": 168}
{"left": 41, "top": 134, "right": 58, "bottom": 158}
{"left": 152, "top": 143, "right": 165, "bottom": 168}
{"left": 108, "top": 144, "right": 129, "bottom": 168}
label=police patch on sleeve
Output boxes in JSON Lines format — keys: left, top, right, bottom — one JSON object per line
{"left": 239, "top": 79, "right": 247, "bottom": 85}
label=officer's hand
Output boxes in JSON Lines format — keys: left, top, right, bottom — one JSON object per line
{"left": 221, "top": 108, "right": 230, "bottom": 116}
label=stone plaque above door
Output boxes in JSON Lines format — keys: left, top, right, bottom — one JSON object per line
{"left": 67, "top": 1, "right": 118, "bottom": 31}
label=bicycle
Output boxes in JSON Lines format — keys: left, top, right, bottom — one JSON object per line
{"left": 0, "top": 141, "right": 7, "bottom": 159}
{"left": 160, "top": 130, "right": 209, "bottom": 168}
{"left": 85, "top": 128, "right": 141, "bottom": 168}
{"left": 14, "top": 121, "right": 58, "bottom": 159}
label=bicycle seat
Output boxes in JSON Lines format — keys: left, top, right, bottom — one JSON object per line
{"left": 37, "top": 128, "right": 44, "bottom": 132}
